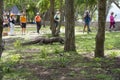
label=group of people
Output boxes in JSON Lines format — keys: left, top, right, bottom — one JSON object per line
{"left": 3, "top": 12, "right": 27, "bottom": 35}
{"left": 3, "top": 13, "right": 15, "bottom": 35}
{"left": 3, "top": 12, "right": 42, "bottom": 35}
{"left": 3, "top": 10, "right": 116, "bottom": 36}
{"left": 3, "top": 11, "right": 60, "bottom": 36}
{"left": 34, "top": 11, "right": 60, "bottom": 34}
{"left": 83, "top": 10, "right": 117, "bottom": 33}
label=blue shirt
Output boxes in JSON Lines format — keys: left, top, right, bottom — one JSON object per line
{"left": 84, "top": 15, "right": 91, "bottom": 23}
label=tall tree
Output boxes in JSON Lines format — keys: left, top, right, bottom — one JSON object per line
{"left": 50, "top": 0, "right": 56, "bottom": 36}
{"left": 95, "top": 0, "right": 106, "bottom": 57}
{"left": 64, "top": 0, "right": 76, "bottom": 51}
{"left": 0, "top": 0, "right": 3, "bottom": 58}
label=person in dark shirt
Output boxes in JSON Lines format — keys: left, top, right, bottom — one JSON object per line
{"left": 83, "top": 10, "right": 91, "bottom": 33}
{"left": 9, "top": 14, "right": 15, "bottom": 35}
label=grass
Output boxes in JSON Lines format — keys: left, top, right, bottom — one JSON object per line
{"left": 0, "top": 25, "right": 120, "bottom": 80}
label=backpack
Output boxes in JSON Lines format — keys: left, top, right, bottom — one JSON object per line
{"left": 55, "top": 16, "right": 59, "bottom": 20}
{"left": 54, "top": 15, "right": 59, "bottom": 20}
{"left": 12, "top": 19, "right": 15, "bottom": 24}
{"left": 9, "top": 18, "right": 15, "bottom": 24}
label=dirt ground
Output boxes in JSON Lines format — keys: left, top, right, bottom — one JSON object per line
{"left": 1, "top": 25, "right": 120, "bottom": 80}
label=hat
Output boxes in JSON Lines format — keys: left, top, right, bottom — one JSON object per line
{"left": 85, "top": 10, "right": 89, "bottom": 13}
{"left": 56, "top": 11, "right": 60, "bottom": 14}
{"left": 10, "top": 13, "right": 14, "bottom": 16}
{"left": 37, "top": 12, "right": 39, "bottom": 15}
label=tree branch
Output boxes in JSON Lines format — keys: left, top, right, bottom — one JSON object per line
{"left": 113, "top": 1, "right": 120, "bottom": 9}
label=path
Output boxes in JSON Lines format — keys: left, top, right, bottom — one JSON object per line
{"left": 2, "top": 24, "right": 98, "bottom": 41}
{"left": 2, "top": 24, "right": 48, "bottom": 40}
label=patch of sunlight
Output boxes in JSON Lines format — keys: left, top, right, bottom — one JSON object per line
{"left": 105, "top": 50, "right": 120, "bottom": 56}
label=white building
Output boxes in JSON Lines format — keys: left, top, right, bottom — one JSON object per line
{"left": 106, "top": 3, "right": 120, "bottom": 22}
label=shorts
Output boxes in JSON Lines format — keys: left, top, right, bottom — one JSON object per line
{"left": 21, "top": 23, "right": 26, "bottom": 28}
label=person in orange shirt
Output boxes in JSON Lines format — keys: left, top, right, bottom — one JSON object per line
{"left": 35, "top": 12, "right": 42, "bottom": 34}
{"left": 20, "top": 12, "right": 27, "bottom": 35}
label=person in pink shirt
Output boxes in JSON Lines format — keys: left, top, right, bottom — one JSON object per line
{"left": 109, "top": 12, "right": 116, "bottom": 31}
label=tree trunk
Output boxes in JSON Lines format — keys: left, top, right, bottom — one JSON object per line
{"left": 95, "top": 0, "right": 106, "bottom": 57}
{"left": 50, "top": 0, "right": 56, "bottom": 36}
{"left": 42, "top": 11, "right": 47, "bottom": 27}
{"left": 0, "top": 0, "right": 3, "bottom": 58}
{"left": 64, "top": 0, "right": 76, "bottom": 51}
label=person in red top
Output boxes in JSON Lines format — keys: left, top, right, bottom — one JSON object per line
{"left": 35, "top": 13, "right": 42, "bottom": 34}
{"left": 109, "top": 12, "right": 117, "bottom": 31}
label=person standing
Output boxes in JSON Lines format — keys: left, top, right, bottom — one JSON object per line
{"left": 3, "top": 14, "right": 9, "bottom": 32}
{"left": 54, "top": 11, "right": 60, "bottom": 31}
{"left": 3, "top": 14, "right": 9, "bottom": 28}
{"left": 20, "top": 12, "right": 27, "bottom": 35}
{"left": 9, "top": 14, "right": 15, "bottom": 35}
{"left": 35, "top": 13, "right": 42, "bottom": 34}
{"left": 109, "top": 12, "right": 116, "bottom": 31}
{"left": 83, "top": 10, "right": 91, "bottom": 33}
